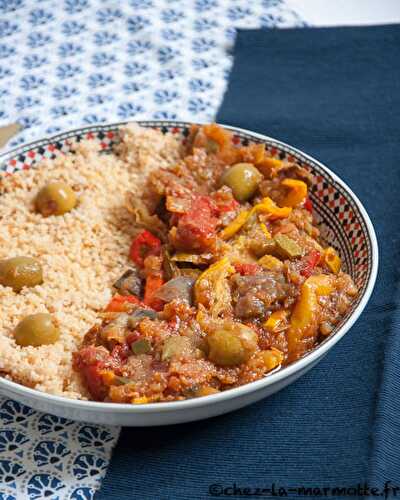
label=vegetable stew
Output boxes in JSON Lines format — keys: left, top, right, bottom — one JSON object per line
{"left": 73, "top": 124, "right": 357, "bottom": 404}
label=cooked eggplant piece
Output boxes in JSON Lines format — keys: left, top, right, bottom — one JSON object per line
{"left": 128, "top": 308, "right": 158, "bottom": 329}
{"left": 162, "top": 247, "right": 181, "bottom": 281}
{"left": 100, "top": 313, "right": 130, "bottom": 343}
{"left": 113, "top": 268, "right": 142, "bottom": 296}
{"left": 278, "top": 163, "right": 314, "bottom": 187}
{"left": 154, "top": 197, "right": 170, "bottom": 225}
{"left": 154, "top": 277, "right": 195, "bottom": 305}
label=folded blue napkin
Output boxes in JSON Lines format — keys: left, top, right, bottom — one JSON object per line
{"left": 98, "top": 25, "right": 400, "bottom": 498}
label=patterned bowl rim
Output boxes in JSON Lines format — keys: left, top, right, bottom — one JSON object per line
{"left": 0, "top": 120, "right": 378, "bottom": 415}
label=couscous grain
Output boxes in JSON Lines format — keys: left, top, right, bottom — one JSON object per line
{"left": 0, "top": 124, "right": 180, "bottom": 398}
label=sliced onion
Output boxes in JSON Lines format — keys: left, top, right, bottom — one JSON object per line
{"left": 166, "top": 195, "right": 192, "bottom": 214}
{"left": 125, "top": 192, "right": 167, "bottom": 241}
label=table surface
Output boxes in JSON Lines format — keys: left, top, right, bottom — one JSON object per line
{"left": 288, "top": 0, "right": 400, "bottom": 26}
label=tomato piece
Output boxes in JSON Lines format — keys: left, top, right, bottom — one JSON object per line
{"left": 214, "top": 196, "right": 239, "bottom": 214}
{"left": 233, "top": 262, "right": 261, "bottom": 275}
{"left": 130, "top": 230, "right": 161, "bottom": 267}
{"left": 144, "top": 274, "right": 164, "bottom": 311}
{"left": 83, "top": 364, "right": 109, "bottom": 401}
{"left": 174, "top": 196, "right": 218, "bottom": 253}
{"left": 73, "top": 346, "right": 111, "bottom": 401}
{"left": 74, "top": 343, "right": 131, "bottom": 400}
{"left": 304, "top": 197, "right": 313, "bottom": 213}
{"left": 106, "top": 294, "right": 142, "bottom": 312}
{"left": 300, "top": 250, "right": 321, "bottom": 278}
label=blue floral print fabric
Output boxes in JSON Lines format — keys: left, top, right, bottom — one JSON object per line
{"left": 0, "top": 0, "right": 304, "bottom": 147}
{"left": 0, "top": 399, "right": 119, "bottom": 499}
{"left": 0, "top": 1, "right": 304, "bottom": 498}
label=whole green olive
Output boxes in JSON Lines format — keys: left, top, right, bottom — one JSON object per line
{"left": 0, "top": 256, "right": 43, "bottom": 292}
{"left": 220, "top": 163, "right": 262, "bottom": 202}
{"left": 207, "top": 323, "right": 258, "bottom": 366}
{"left": 35, "top": 181, "right": 77, "bottom": 216}
{"left": 14, "top": 313, "right": 60, "bottom": 347}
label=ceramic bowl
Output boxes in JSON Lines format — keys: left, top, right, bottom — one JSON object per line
{"left": 0, "top": 121, "right": 378, "bottom": 426}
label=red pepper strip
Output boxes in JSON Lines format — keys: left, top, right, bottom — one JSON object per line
{"left": 304, "top": 197, "right": 313, "bottom": 213}
{"left": 233, "top": 262, "right": 261, "bottom": 276}
{"left": 106, "top": 294, "right": 142, "bottom": 313}
{"left": 129, "top": 230, "right": 161, "bottom": 267}
{"left": 300, "top": 250, "right": 321, "bottom": 278}
{"left": 144, "top": 274, "right": 164, "bottom": 311}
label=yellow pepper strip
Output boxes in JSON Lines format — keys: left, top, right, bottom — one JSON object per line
{"left": 132, "top": 396, "right": 149, "bottom": 404}
{"left": 262, "top": 348, "right": 285, "bottom": 371}
{"left": 287, "top": 274, "right": 334, "bottom": 362}
{"left": 251, "top": 197, "right": 292, "bottom": 220}
{"left": 281, "top": 178, "right": 308, "bottom": 207}
{"left": 324, "top": 247, "right": 341, "bottom": 274}
{"left": 258, "top": 254, "right": 283, "bottom": 271}
{"left": 263, "top": 157, "right": 284, "bottom": 169}
{"left": 264, "top": 310, "right": 288, "bottom": 333}
{"left": 260, "top": 222, "right": 272, "bottom": 239}
{"left": 219, "top": 210, "right": 250, "bottom": 240}
{"left": 171, "top": 252, "right": 212, "bottom": 264}
{"left": 220, "top": 198, "right": 291, "bottom": 241}
{"left": 194, "top": 257, "right": 234, "bottom": 317}
{"left": 101, "top": 370, "right": 116, "bottom": 386}
{"left": 195, "top": 257, "right": 233, "bottom": 283}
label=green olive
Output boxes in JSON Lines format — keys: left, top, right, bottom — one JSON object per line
{"left": 220, "top": 163, "right": 262, "bottom": 202}
{"left": 0, "top": 257, "right": 43, "bottom": 292}
{"left": 35, "top": 181, "right": 77, "bottom": 216}
{"left": 207, "top": 323, "right": 258, "bottom": 366}
{"left": 14, "top": 313, "right": 60, "bottom": 347}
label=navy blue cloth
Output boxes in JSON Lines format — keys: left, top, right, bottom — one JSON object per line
{"left": 99, "top": 25, "right": 400, "bottom": 499}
